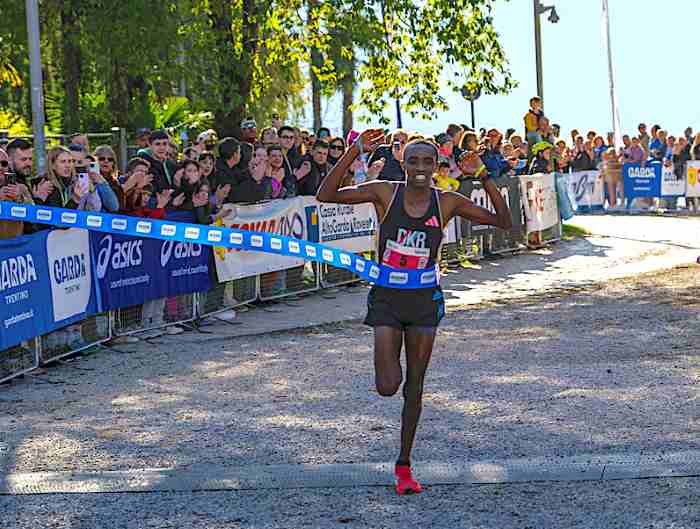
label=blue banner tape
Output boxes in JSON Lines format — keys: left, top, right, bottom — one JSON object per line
{"left": 0, "top": 202, "right": 439, "bottom": 290}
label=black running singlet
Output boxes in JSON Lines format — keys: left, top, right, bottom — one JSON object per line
{"left": 377, "top": 183, "right": 444, "bottom": 271}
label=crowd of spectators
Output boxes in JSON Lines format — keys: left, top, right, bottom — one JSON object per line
{"left": 1, "top": 97, "right": 698, "bottom": 240}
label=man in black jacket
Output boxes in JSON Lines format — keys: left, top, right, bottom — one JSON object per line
{"left": 214, "top": 137, "right": 266, "bottom": 204}
{"left": 136, "top": 130, "right": 177, "bottom": 194}
{"left": 296, "top": 140, "right": 331, "bottom": 196}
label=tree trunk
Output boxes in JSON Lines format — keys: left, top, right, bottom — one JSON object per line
{"left": 308, "top": 0, "right": 322, "bottom": 132}
{"left": 60, "top": 1, "right": 82, "bottom": 134}
{"left": 108, "top": 58, "right": 130, "bottom": 128}
{"left": 341, "top": 56, "right": 356, "bottom": 138}
{"left": 210, "top": 0, "right": 258, "bottom": 139}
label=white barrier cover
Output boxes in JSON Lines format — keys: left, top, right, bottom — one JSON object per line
{"left": 47, "top": 229, "right": 93, "bottom": 322}
{"left": 304, "top": 197, "right": 377, "bottom": 253}
{"left": 519, "top": 173, "right": 559, "bottom": 232}
{"left": 685, "top": 161, "right": 700, "bottom": 198}
{"left": 443, "top": 217, "right": 459, "bottom": 244}
{"left": 661, "top": 164, "right": 685, "bottom": 197}
{"left": 567, "top": 170, "right": 604, "bottom": 209}
{"left": 214, "top": 198, "right": 307, "bottom": 281}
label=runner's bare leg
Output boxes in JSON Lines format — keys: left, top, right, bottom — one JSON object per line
{"left": 397, "top": 326, "right": 436, "bottom": 464}
{"left": 373, "top": 326, "right": 403, "bottom": 396}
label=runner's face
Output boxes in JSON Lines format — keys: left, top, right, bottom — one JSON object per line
{"left": 402, "top": 144, "right": 436, "bottom": 189}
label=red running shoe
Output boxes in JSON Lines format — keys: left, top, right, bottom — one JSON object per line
{"left": 394, "top": 463, "right": 423, "bottom": 495}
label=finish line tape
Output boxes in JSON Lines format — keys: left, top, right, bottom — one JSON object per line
{"left": 0, "top": 201, "right": 439, "bottom": 290}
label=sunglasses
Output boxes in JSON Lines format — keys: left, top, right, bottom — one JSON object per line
{"left": 0, "top": 160, "right": 8, "bottom": 168}
{"left": 98, "top": 156, "right": 115, "bottom": 163}
{"left": 330, "top": 145, "right": 344, "bottom": 150}
{"left": 280, "top": 135, "right": 295, "bottom": 140}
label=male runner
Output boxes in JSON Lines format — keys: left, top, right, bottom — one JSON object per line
{"left": 317, "top": 129, "right": 512, "bottom": 495}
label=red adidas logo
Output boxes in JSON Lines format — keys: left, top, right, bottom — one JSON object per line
{"left": 424, "top": 216, "right": 440, "bottom": 227}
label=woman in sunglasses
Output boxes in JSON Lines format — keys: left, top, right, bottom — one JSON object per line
{"left": 327, "top": 137, "right": 346, "bottom": 166}
{"left": 95, "top": 145, "right": 124, "bottom": 211}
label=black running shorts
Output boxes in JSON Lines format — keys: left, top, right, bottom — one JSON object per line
{"left": 363, "top": 286, "right": 445, "bottom": 329}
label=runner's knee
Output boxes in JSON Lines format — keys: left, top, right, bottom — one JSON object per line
{"left": 376, "top": 378, "right": 401, "bottom": 397}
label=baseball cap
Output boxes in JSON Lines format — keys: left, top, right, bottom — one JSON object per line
{"left": 240, "top": 118, "right": 257, "bottom": 130}
{"left": 136, "top": 127, "right": 151, "bottom": 138}
{"left": 196, "top": 129, "right": 218, "bottom": 144}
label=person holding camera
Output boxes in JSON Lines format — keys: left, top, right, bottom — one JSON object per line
{"left": 0, "top": 147, "right": 34, "bottom": 239}
{"left": 35, "top": 146, "right": 102, "bottom": 212}
{"left": 367, "top": 129, "right": 408, "bottom": 181}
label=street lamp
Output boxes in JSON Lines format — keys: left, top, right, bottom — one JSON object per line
{"left": 533, "top": 0, "right": 560, "bottom": 108}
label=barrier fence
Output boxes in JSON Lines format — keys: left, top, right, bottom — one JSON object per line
{"left": 0, "top": 177, "right": 565, "bottom": 385}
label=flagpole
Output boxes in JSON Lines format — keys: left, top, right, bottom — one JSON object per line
{"left": 602, "top": 0, "right": 621, "bottom": 147}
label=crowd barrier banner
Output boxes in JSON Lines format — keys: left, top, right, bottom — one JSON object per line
{"left": 0, "top": 229, "right": 97, "bottom": 351}
{"left": 91, "top": 232, "right": 211, "bottom": 311}
{"left": 567, "top": 170, "right": 605, "bottom": 211}
{"left": 519, "top": 173, "right": 559, "bottom": 233}
{"left": 303, "top": 197, "right": 376, "bottom": 253}
{"left": 623, "top": 162, "right": 659, "bottom": 200}
{"left": 213, "top": 198, "right": 307, "bottom": 282}
{"left": 0, "top": 201, "right": 440, "bottom": 289}
{"left": 687, "top": 161, "right": 700, "bottom": 198}
{"left": 661, "top": 165, "right": 686, "bottom": 197}
{"left": 623, "top": 162, "right": 685, "bottom": 200}
{"left": 458, "top": 179, "right": 497, "bottom": 246}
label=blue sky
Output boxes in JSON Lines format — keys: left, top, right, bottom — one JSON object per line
{"left": 325, "top": 0, "right": 700, "bottom": 140}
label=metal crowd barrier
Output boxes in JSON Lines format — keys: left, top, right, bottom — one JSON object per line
{"left": 319, "top": 252, "right": 373, "bottom": 288}
{"left": 258, "top": 262, "right": 320, "bottom": 301}
{"left": 195, "top": 276, "right": 258, "bottom": 319}
{"left": 39, "top": 313, "right": 111, "bottom": 365}
{"left": 112, "top": 294, "right": 197, "bottom": 336}
{"left": 0, "top": 340, "right": 38, "bottom": 384}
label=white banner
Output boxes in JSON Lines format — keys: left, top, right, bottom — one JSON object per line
{"left": 567, "top": 170, "right": 605, "bottom": 210}
{"left": 443, "top": 217, "right": 459, "bottom": 244}
{"left": 686, "top": 161, "right": 700, "bottom": 198}
{"left": 661, "top": 164, "right": 685, "bottom": 197}
{"left": 46, "top": 229, "right": 93, "bottom": 322}
{"left": 303, "top": 197, "right": 376, "bottom": 253}
{"left": 519, "top": 173, "right": 559, "bottom": 233}
{"left": 214, "top": 198, "right": 307, "bottom": 282}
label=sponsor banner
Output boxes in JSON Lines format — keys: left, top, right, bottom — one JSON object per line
{"left": 661, "top": 164, "right": 685, "bottom": 197}
{"left": 214, "top": 198, "right": 307, "bottom": 282}
{"left": 303, "top": 197, "right": 376, "bottom": 253}
{"left": 0, "top": 229, "right": 98, "bottom": 350}
{"left": 567, "top": 171, "right": 605, "bottom": 211}
{"left": 91, "top": 212, "right": 211, "bottom": 310}
{"left": 91, "top": 232, "right": 211, "bottom": 310}
{"left": 686, "top": 161, "right": 700, "bottom": 198}
{"left": 47, "top": 229, "right": 94, "bottom": 323}
{"left": 458, "top": 179, "right": 496, "bottom": 241}
{"left": 458, "top": 176, "right": 524, "bottom": 252}
{"left": 519, "top": 173, "right": 559, "bottom": 233}
{"left": 623, "top": 162, "right": 661, "bottom": 199}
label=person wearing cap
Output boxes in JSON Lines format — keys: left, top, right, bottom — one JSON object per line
{"left": 240, "top": 118, "right": 257, "bottom": 144}
{"left": 482, "top": 128, "right": 510, "bottom": 179}
{"left": 528, "top": 142, "right": 554, "bottom": 174}
{"left": 135, "top": 128, "right": 151, "bottom": 149}
{"left": 196, "top": 129, "right": 218, "bottom": 154}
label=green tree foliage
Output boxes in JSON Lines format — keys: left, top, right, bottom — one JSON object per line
{"left": 0, "top": 0, "right": 514, "bottom": 136}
